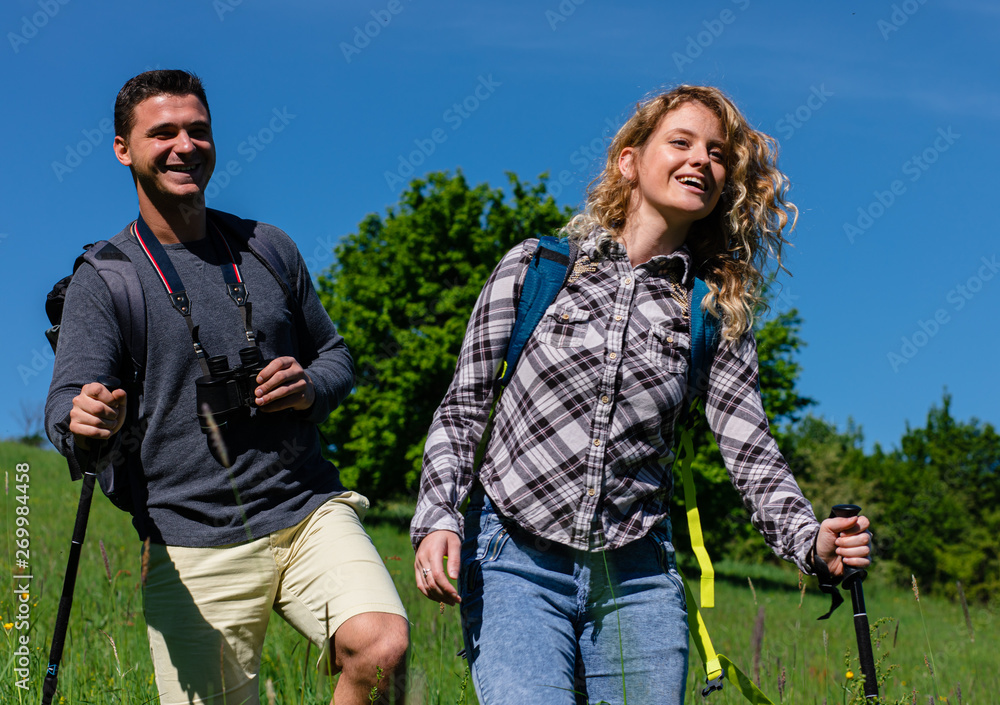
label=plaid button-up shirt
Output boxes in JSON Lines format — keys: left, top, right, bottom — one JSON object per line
{"left": 412, "top": 234, "right": 820, "bottom": 571}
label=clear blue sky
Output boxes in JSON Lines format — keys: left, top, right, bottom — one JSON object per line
{"left": 2, "top": 0, "right": 997, "bottom": 452}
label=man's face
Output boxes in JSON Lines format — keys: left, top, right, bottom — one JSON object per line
{"left": 114, "top": 93, "right": 215, "bottom": 204}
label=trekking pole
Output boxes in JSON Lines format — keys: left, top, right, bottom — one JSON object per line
{"left": 42, "top": 376, "right": 121, "bottom": 705}
{"left": 830, "top": 504, "right": 878, "bottom": 700}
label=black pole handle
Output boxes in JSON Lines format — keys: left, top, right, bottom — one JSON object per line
{"left": 829, "top": 504, "right": 867, "bottom": 587}
{"left": 42, "top": 376, "right": 121, "bottom": 705}
{"left": 829, "top": 503, "right": 878, "bottom": 699}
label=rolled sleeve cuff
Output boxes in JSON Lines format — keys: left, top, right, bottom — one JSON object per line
{"left": 794, "top": 521, "right": 823, "bottom": 575}
{"left": 410, "top": 504, "right": 464, "bottom": 552}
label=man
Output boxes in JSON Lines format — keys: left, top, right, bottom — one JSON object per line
{"left": 45, "top": 70, "right": 408, "bottom": 705}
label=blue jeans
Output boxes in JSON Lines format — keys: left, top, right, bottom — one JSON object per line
{"left": 459, "top": 490, "right": 689, "bottom": 705}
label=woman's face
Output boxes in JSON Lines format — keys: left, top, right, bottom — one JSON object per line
{"left": 619, "top": 101, "right": 727, "bottom": 232}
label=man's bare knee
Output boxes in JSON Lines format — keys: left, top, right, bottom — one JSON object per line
{"left": 334, "top": 612, "right": 409, "bottom": 674}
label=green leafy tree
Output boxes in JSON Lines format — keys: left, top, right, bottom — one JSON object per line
{"left": 868, "top": 393, "right": 999, "bottom": 601}
{"left": 317, "top": 171, "right": 571, "bottom": 499}
{"left": 783, "top": 415, "right": 873, "bottom": 521}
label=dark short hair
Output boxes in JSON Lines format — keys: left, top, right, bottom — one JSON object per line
{"left": 114, "top": 70, "right": 211, "bottom": 139}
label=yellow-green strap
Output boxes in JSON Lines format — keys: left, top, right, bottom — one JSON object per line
{"left": 716, "top": 655, "right": 777, "bottom": 705}
{"left": 681, "top": 574, "right": 777, "bottom": 704}
{"left": 682, "top": 574, "right": 723, "bottom": 681}
{"left": 677, "top": 426, "right": 714, "bottom": 608}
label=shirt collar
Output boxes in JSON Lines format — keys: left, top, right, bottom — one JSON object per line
{"left": 134, "top": 211, "right": 215, "bottom": 248}
{"left": 579, "top": 227, "right": 693, "bottom": 286}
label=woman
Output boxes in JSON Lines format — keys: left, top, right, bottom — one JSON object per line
{"left": 410, "top": 85, "right": 871, "bottom": 704}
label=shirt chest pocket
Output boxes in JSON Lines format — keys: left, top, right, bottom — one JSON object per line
{"left": 641, "top": 324, "right": 689, "bottom": 374}
{"left": 536, "top": 305, "right": 590, "bottom": 348}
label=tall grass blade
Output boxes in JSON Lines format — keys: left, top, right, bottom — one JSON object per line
{"left": 100, "top": 539, "right": 113, "bottom": 583}
{"left": 912, "top": 575, "right": 938, "bottom": 697}
{"left": 751, "top": 605, "right": 765, "bottom": 687}
{"left": 600, "top": 548, "right": 628, "bottom": 705}
{"left": 956, "top": 581, "right": 974, "bottom": 642}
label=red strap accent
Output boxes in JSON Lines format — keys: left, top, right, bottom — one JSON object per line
{"left": 212, "top": 223, "right": 243, "bottom": 283}
{"left": 132, "top": 220, "right": 244, "bottom": 290}
{"left": 132, "top": 222, "right": 175, "bottom": 294}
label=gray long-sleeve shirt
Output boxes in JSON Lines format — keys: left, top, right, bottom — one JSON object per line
{"left": 46, "top": 212, "right": 354, "bottom": 546}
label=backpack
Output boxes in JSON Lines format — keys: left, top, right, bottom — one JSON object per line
{"left": 486, "top": 236, "right": 779, "bottom": 703}
{"left": 45, "top": 210, "right": 304, "bottom": 512}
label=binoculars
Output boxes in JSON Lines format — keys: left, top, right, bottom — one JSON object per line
{"left": 195, "top": 346, "right": 270, "bottom": 433}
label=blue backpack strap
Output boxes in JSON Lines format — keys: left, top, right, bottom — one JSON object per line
{"left": 498, "top": 236, "right": 577, "bottom": 387}
{"left": 679, "top": 274, "right": 723, "bottom": 609}
{"left": 472, "top": 236, "right": 577, "bottom": 475}
{"left": 688, "top": 276, "right": 720, "bottom": 402}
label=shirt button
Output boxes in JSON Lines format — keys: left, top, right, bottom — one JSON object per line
{"left": 593, "top": 439, "right": 601, "bottom": 447}
{"left": 562, "top": 313, "right": 570, "bottom": 320}
{"left": 601, "top": 395, "right": 610, "bottom": 404}
{"left": 667, "top": 336, "right": 674, "bottom": 343}
{"left": 587, "top": 488, "right": 596, "bottom": 497}
{"left": 614, "top": 315, "right": 622, "bottom": 321}
{"left": 609, "top": 352, "right": 617, "bottom": 360}
{"left": 624, "top": 277, "right": 632, "bottom": 285}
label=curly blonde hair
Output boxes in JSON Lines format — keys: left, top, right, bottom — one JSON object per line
{"left": 563, "top": 85, "right": 797, "bottom": 341}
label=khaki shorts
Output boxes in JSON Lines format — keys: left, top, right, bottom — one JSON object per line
{"left": 143, "top": 492, "right": 407, "bottom": 705}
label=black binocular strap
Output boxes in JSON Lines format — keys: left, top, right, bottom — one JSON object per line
{"left": 130, "top": 219, "right": 257, "bottom": 375}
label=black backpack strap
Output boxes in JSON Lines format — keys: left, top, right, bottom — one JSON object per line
{"left": 247, "top": 233, "right": 299, "bottom": 300}
{"left": 208, "top": 209, "right": 299, "bottom": 296}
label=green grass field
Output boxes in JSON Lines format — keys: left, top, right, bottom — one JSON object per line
{"left": 1, "top": 441, "right": 994, "bottom": 704}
